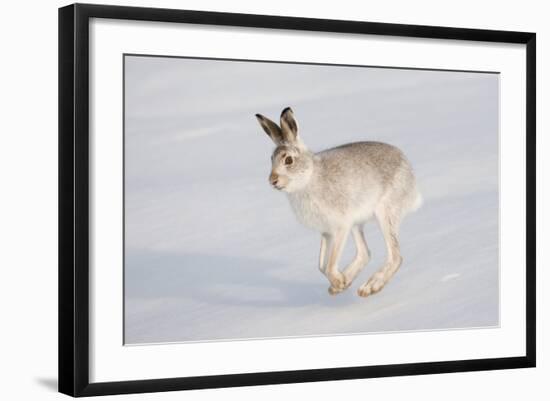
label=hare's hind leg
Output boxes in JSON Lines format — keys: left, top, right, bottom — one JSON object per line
{"left": 358, "top": 206, "right": 402, "bottom": 297}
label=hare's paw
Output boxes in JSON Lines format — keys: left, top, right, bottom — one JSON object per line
{"left": 357, "top": 272, "right": 386, "bottom": 297}
{"left": 327, "top": 271, "right": 348, "bottom": 295}
{"left": 328, "top": 271, "right": 347, "bottom": 289}
{"left": 328, "top": 285, "right": 344, "bottom": 296}
{"left": 328, "top": 277, "right": 353, "bottom": 296}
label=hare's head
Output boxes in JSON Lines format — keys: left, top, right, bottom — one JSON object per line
{"left": 255, "top": 107, "right": 314, "bottom": 193}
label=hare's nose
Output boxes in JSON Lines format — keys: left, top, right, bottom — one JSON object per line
{"left": 269, "top": 173, "right": 279, "bottom": 186}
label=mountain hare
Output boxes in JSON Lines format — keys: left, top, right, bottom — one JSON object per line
{"left": 255, "top": 107, "right": 422, "bottom": 297}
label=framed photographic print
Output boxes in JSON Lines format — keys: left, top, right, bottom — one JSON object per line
{"left": 58, "top": 3, "right": 536, "bottom": 397}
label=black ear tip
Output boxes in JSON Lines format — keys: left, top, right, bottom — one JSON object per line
{"left": 255, "top": 113, "right": 263, "bottom": 119}
{"left": 281, "top": 107, "right": 293, "bottom": 116}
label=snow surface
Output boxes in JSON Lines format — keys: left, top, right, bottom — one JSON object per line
{"left": 124, "top": 56, "right": 499, "bottom": 344}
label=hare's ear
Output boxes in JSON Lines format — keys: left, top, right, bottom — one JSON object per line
{"left": 255, "top": 114, "right": 284, "bottom": 145}
{"left": 280, "top": 107, "right": 298, "bottom": 144}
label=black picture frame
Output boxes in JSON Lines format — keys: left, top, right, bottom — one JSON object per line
{"left": 59, "top": 3, "right": 536, "bottom": 397}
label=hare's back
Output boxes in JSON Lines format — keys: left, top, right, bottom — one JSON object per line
{"left": 316, "top": 141, "right": 418, "bottom": 217}
{"left": 318, "top": 141, "right": 410, "bottom": 181}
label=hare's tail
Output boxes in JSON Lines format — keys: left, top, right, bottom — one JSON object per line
{"left": 410, "top": 190, "right": 423, "bottom": 212}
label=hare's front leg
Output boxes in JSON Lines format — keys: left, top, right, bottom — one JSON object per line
{"left": 329, "top": 225, "right": 370, "bottom": 295}
{"left": 344, "top": 225, "right": 370, "bottom": 283}
{"left": 318, "top": 233, "right": 330, "bottom": 274}
{"left": 358, "top": 207, "right": 402, "bottom": 297}
{"left": 324, "top": 228, "right": 350, "bottom": 294}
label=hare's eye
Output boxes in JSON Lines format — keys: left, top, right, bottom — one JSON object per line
{"left": 284, "top": 156, "right": 293, "bottom": 165}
